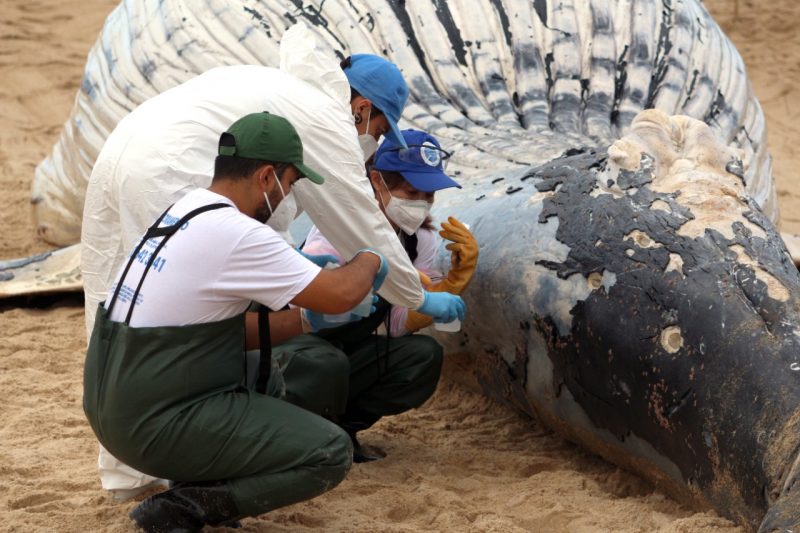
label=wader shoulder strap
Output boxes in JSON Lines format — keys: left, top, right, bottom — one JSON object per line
{"left": 107, "top": 202, "right": 232, "bottom": 325}
{"left": 107, "top": 204, "right": 174, "bottom": 317}
{"left": 256, "top": 305, "right": 272, "bottom": 394}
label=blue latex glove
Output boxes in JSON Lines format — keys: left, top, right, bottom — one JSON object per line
{"left": 297, "top": 249, "right": 340, "bottom": 268}
{"left": 353, "top": 248, "right": 389, "bottom": 291}
{"left": 417, "top": 291, "right": 466, "bottom": 323}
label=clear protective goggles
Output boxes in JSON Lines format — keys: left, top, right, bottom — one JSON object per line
{"left": 382, "top": 143, "right": 452, "bottom": 171}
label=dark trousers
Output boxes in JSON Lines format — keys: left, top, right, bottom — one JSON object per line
{"left": 84, "top": 309, "right": 353, "bottom": 518}
{"left": 272, "top": 333, "right": 444, "bottom": 430}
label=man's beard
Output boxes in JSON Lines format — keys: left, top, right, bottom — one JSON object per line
{"left": 254, "top": 189, "right": 280, "bottom": 224}
{"left": 254, "top": 201, "right": 271, "bottom": 224}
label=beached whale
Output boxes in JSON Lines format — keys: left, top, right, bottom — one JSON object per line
{"left": 433, "top": 109, "right": 800, "bottom": 532}
{"left": 5, "top": 0, "right": 800, "bottom": 530}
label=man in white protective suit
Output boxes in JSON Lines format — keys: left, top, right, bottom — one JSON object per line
{"left": 80, "top": 23, "right": 465, "bottom": 500}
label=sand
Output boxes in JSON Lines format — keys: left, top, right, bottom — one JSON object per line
{"left": 0, "top": 0, "right": 797, "bottom": 531}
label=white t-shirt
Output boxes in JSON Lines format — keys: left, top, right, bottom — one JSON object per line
{"left": 105, "top": 189, "right": 320, "bottom": 327}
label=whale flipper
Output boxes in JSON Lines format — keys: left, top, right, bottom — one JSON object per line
{"left": 0, "top": 244, "right": 81, "bottom": 299}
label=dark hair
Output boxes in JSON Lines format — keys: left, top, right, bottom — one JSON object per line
{"left": 370, "top": 168, "right": 434, "bottom": 230}
{"left": 375, "top": 169, "right": 405, "bottom": 189}
{"left": 213, "top": 156, "right": 290, "bottom": 182}
{"left": 341, "top": 56, "right": 385, "bottom": 118}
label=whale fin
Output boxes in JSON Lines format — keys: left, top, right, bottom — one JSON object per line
{"left": 782, "top": 232, "right": 800, "bottom": 268}
{"left": 0, "top": 244, "right": 82, "bottom": 298}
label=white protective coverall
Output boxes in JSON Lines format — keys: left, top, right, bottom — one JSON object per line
{"left": 81, "top": 23, "right": 423, "bottom": 493}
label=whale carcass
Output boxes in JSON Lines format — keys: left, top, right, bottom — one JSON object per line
{"left": 434, "top": 109, "right": 800, "bottom": 532}
{"left": 8, "top": 0, "right": 800, "bottom": 530}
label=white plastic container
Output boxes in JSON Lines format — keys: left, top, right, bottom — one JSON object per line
{"left": 434, "top": 318, "right": 461, "bottom": 332}
{"left": 322, "top": 311, "right": 354, "bottom": 323}
{"left": 351, "top": 291, "right": 374, "bottom": 317}
{"left": 323, "top": 263, "right": 373, "bottom": 324}
{"left": 322, "top": 261, "right": 374, "bottom": 321}
{"left": 322, "top": 261, "right": 351, "bottom": 323}
{"left": 323, "top": 292, "right": 372, "bottom": 322}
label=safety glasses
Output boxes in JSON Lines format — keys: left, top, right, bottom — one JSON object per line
{"left": 384, "top": 143, "right": 452, "bottom": 170}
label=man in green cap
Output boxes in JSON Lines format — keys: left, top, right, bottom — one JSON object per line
{"left": 83, "top": 111, "right": 389, "bottom": 532}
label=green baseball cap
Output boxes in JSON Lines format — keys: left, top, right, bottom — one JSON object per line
{"left": 218, "top": 111, "right": 324, "bottom": 184}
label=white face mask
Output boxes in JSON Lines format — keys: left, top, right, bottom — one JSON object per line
{"left": 356, "top": 108, "right": 378, "bottom": 162}
{"left": 264, "top": 170, "right": 297, "bottom": 233}
{"left": 378, "top": 173, "right": 431, "bottom": 235}
{"left": 268, "top": 190, "right": 296, "bottom": 233}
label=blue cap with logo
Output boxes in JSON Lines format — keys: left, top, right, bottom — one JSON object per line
{"left": 343, "top": 54, "right": 409, "bottom": 149}
{"left": 373, "top": 129, "right": 461, "bottom": 192}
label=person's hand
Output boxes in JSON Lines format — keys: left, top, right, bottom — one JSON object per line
{"left": 297, "top": 249, "right": 340, "bottom": 268}
{"left": 416, "top": 290, "right": 466, "bottom": 323}
{"left": 440, "top": 217, "right": 478, "bottom": 269}
{"left": 353, "top": 248, "right": 389, "bottom": 291}
{"left": 436, "top": 217, "right": 478, "bottom": 295}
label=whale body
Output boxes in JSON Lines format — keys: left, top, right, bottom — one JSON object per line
{"left": 433, "top": 109, "right": 800, "bottom": 532}
{"left": 31, "top": 0, "right": 779, "bottom": 244}
{"left": 19, "top": 1, "right": 800, "bottom": 530}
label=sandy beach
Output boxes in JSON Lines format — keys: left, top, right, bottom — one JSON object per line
{"left": 1, "top": 0, "right": 798, "bottom": 531}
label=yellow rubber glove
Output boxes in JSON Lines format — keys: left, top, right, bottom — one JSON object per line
{"left": 405, "top": 309, "right": 434, "bottom": 332}
{"left": 431, "top": 217, "right": 478, "bottom": 296}
{"left": 417, "top": 270, "right": 433, "bottom": 290}
{"left": 405, "top": 270, "right": 435, "bottom": 332}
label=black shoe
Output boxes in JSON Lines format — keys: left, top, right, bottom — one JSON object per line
{"left": 350, "top": 433, "right": 387, "bottom": 463}
{"left": 129, "top": 480, "right": 241, "bottom": 533}
{"left": 339, "top": 409, "right": 386, "bottom": 463}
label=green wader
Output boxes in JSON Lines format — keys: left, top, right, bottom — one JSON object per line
{"left": 82, "top": 203, "right": 352, "bottom": 518}
{"left": 272, "top": 297, "right": 444, "bottom": 430}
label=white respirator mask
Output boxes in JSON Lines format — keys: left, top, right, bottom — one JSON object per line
{"left": 356, "top": 108, "right": 378, "bottom": 162}
{"left": 264, "top": 170, "right": 296, "bottom": 233}
{"left": 379, "top": 173, "right": 431, "bottom": 235}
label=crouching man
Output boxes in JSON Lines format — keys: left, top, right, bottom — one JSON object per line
{"left": 83, "top": 112, "right": 388, "bottom": 531}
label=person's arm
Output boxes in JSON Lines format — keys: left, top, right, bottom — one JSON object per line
{"left": 401, "top": 272, "right": 436, "bottom": 334}
{"left": 277, "top": 22, "right": 423, "bottom": 307}
{"left": 293, "top": 158, "right": 425, "bottom": 309}
{"left": 245, "top": 308, "right": 303, "bottom": 349}
{"left": 287, "top": 99, "right": 425, "bottom": 310}
{"left": 244, "top": 250, "right": 384, "bottom": 348}
{"left": 290, "top": 250, "right": 381, "bottom": 313}
{"left": 391, "top": 230, "right": 440, "bottom": 336}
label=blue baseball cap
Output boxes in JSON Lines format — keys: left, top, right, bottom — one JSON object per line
{"left": 343, "top": 54, "right": 409, "bottom": 149}
{"left": 373, "top": 129, "right": 461, "bottom": 192}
